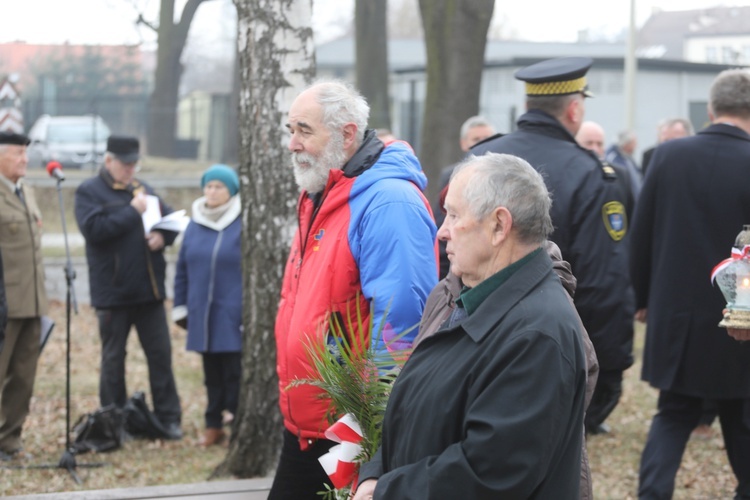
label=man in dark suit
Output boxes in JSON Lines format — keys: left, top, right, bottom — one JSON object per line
{"left": 630, "top": 68, "right": 750, "bottom": 499}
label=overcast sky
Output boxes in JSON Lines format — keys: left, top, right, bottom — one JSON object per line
{"left": 0, "top": 0, "right": 748, "bottom": 47}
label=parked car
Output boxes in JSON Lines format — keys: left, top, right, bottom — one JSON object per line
{"left": 26, "top": 114, "right": 111, "bottom": 170}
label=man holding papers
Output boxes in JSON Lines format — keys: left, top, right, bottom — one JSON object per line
{"left": 74, "top": 136, "right": 182, "bottom": 440}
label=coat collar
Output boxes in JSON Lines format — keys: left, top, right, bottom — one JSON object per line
{"left": 699, "top": 122, "right": 750, "bottom": 142}
{"left": 456, "top": 249, "right": 553, "bottom": 343}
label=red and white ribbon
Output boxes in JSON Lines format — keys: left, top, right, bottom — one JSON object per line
{"left": 711, "top": 245, "right": 750, "bottom": 283}
{"left": 318, "top": 413, "right": 364, "bottom": 489}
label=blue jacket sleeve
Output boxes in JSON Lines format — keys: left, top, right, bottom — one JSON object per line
{"left": 356, "top": 195, "right": 437, "bottom": 353}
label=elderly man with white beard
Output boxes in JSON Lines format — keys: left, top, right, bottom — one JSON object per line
{"left": 268, "top": 80, "right": 438, "bottom": 500}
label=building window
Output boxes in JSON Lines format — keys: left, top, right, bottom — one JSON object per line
{"left": 743, "top": 45, "right": 750, "bottom": 64}
{"left": 706, "top": 46, "right": 718, "bottom": 63}
{"left": 722, "top": 46, "right": 736, "bottom": 63}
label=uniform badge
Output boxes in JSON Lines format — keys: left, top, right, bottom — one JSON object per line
{"left": 602, "top": 201, "right": 627, "bottom": 241}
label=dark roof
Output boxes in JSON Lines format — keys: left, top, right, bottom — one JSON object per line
{"left": 394, "top": 56, "right": 746, "bottom": 75}
{"left": 316, "top": 37, "right": 625, "bottom": 70}
{"left": 638, "top": 6, "right": 750, "bottom": 60}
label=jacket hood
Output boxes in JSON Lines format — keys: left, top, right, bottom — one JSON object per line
{"left": 346, "top": 130, "right": 428, "bottom": 196}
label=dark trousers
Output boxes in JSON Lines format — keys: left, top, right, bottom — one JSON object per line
{"left": 638, "top": 390, "right": 750, "bottom": 500}
{"left": 96, "top": 303, "right": 181, "bottom": 425}
{"left": 585, "top": 369, "right": 623, "bottom": 432}
{"left": 268, "top": 429, "right": 335, "bottom": 500}
{"left": 202, "top": 352, "right": 241, "bottom": 429}
{"left": 0, "top": 318, "right": 40, "bottom": 452}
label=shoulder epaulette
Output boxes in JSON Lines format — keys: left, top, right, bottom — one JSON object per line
{"left": 600, "top": 161, "right": 618, "bottom": 180}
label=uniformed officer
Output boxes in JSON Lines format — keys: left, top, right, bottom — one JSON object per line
{"left": 472, "top": 57, "right": 635, "bottom": 435}
{"left": 0, "top": 131, "right": 48, "bottom": 459}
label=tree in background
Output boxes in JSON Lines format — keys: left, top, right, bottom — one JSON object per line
{"left": 417, "top": 0, "right": 494, "bottom": 200}
{"left": 212, "top": 0, "right": 315, "bottom": 478}
{"left": 24, "top": 45, "right": 146, "bottom": 119}
{"left": 142, "top": 0, "right": 214, "bottom": 157}
{"left": 355, "top": 0, "right": 391, "bottom": 131}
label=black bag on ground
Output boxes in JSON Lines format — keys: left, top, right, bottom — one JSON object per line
{"left": 71, "top": 404, "right": 123, "bottom": 454}
{"left": 123, "top": 391, "right": 169, "bottom": 440}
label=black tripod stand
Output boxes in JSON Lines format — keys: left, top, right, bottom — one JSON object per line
{"left": 51, "top": 170, "right": 108, "bottom": 483}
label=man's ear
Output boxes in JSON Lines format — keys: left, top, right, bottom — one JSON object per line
{"left": 342, "top": 123, "right": 358, "bottom": 150}
{"left": 491, "top": 206, "right": 513, "bottom": 246}
{"left": 566, "top": 98, "right": 582, "bottom": 128}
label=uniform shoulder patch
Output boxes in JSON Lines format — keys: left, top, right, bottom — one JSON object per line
{"left": 602, "top": 201, "right": 627, "bottom": 241}
{"left": 601, "top": 162, "right": 617, "bottom": 180}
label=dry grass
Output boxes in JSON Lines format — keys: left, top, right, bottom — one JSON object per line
{"left": 0, "top": 300, "right": 232, "bottom": 496}
{"left": 0, "top": 305, "right": 738, "bottom": 497}
{"left": 588, "top": 323, "right": 737, "bottom": 499}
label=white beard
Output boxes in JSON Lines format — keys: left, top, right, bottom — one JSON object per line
{"left": 291, "top": 132, "right": 348, "bottom": 193}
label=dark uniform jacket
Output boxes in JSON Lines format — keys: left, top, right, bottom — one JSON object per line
{"left": 359, "top": 250, "right": 587, "bottom": 499}
{"left": 75, "top": 170, "right": 177, "bottom": 309}
{"left": 630, "top": 123, "right": 750, "bottom": 398}
{"left": 472, "top": 110, "right": 635, "bottom": 372}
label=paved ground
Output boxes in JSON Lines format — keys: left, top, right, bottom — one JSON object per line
{"left": 6, "top": 478, "right": 272, "bottom": 499}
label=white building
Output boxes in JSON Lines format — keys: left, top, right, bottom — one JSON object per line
{"left": 318, "top": 37, "right": 744, "bottom": 160}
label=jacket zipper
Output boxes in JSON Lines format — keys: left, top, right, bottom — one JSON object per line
{"left": 204, "top": 230, "right": 223, "bottom": 352}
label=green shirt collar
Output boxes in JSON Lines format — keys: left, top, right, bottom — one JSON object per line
{"left": 457, "top": 247, "right": 542, "bottom": 316}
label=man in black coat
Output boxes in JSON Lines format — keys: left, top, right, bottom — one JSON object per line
{"left": 75, "top": 136, "right": 182, "bottom": 440}
{"left": 630, "top": 69, "right": 750, "bottom": 499}
{"left": 354, "top": 153, "right": 587, "bottom": 500}
{"left": 472, "top": 57, "right": 634, "bottom": 435}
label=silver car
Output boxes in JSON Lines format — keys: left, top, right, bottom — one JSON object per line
{"left": 26, "top": 114, "right": 111, "bottom": 170}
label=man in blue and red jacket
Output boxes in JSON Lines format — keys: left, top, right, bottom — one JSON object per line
{"left": 269, "top": 80, "right": 438, "bottom": 499}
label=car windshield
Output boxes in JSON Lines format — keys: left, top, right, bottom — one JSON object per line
{"left": 47, "top": 122, "right": 110, "bottom": 144}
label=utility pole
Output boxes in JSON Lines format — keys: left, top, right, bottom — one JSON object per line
{"left": 624, "top": 0, "right": 637, "bottom": 130}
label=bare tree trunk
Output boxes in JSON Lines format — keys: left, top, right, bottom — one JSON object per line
{"left": 355, "top": 0, "right": 391, "bottom": 131}
{"left": 147, "top": 0, "right": 210, "bottom": 157}
{"left": 417, "top": 0, "right": 494, "bottom": 200}
{"left": 212, "top": 0, "right": 315, "bottom": 478}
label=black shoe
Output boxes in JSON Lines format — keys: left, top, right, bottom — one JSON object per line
{"left": 162, "top": 422, "right": 183, "bottom": 441}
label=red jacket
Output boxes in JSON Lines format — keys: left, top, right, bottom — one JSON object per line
{"left": 275, "top": 135, "right": 438, "bottom": 445}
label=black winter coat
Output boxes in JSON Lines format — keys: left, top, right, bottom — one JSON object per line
{"left": 472, "top": 110, "right": 635, "bottom": 372}
{"left": 359, "top": 250, "right": 587, "bottom": 499}
{"left": 74, "top": 172, "right": 177, "bottom": 309}
{"left": 630, "top": 123, "right": 750, "bottom": 398}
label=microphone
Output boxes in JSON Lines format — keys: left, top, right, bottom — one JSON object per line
{"left": 46, "top": 161, "right": 65, "bottom": 181}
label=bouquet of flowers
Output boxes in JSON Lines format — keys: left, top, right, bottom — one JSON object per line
{"left": 292, "top": 302, "right": 413, "bottom": 499}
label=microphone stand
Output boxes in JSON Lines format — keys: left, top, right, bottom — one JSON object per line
{"left": 14, "top": 173, "right": 108, "bottom": 483}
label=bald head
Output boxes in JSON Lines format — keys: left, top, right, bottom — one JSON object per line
{"left": 576, "top": 121, "right": 605, "bottom": 159}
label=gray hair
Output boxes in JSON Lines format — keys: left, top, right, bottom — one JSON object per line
{"left": 308, "top": 80, "right": 370, "bottom": 145}
{"left": 526, "top": 94, "right": 580, "bottom": 119}
{"left": 658, "top": 117, "right": 694, "bottom": 136}
{"left": 452, "top": 153, "right": 553, "bottom": 245}
{"left": 460, "top": 115, "right": 494, "bottom": 140}
{"left": 709, "top": 69, "right": 750, "bottom": 119}
{"left": 617, "top": 130, "right": 637, "bottom": 148}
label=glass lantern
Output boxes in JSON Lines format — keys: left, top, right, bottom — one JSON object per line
{"left": 714, "top": 224, "right": 750, "bottom": 328}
